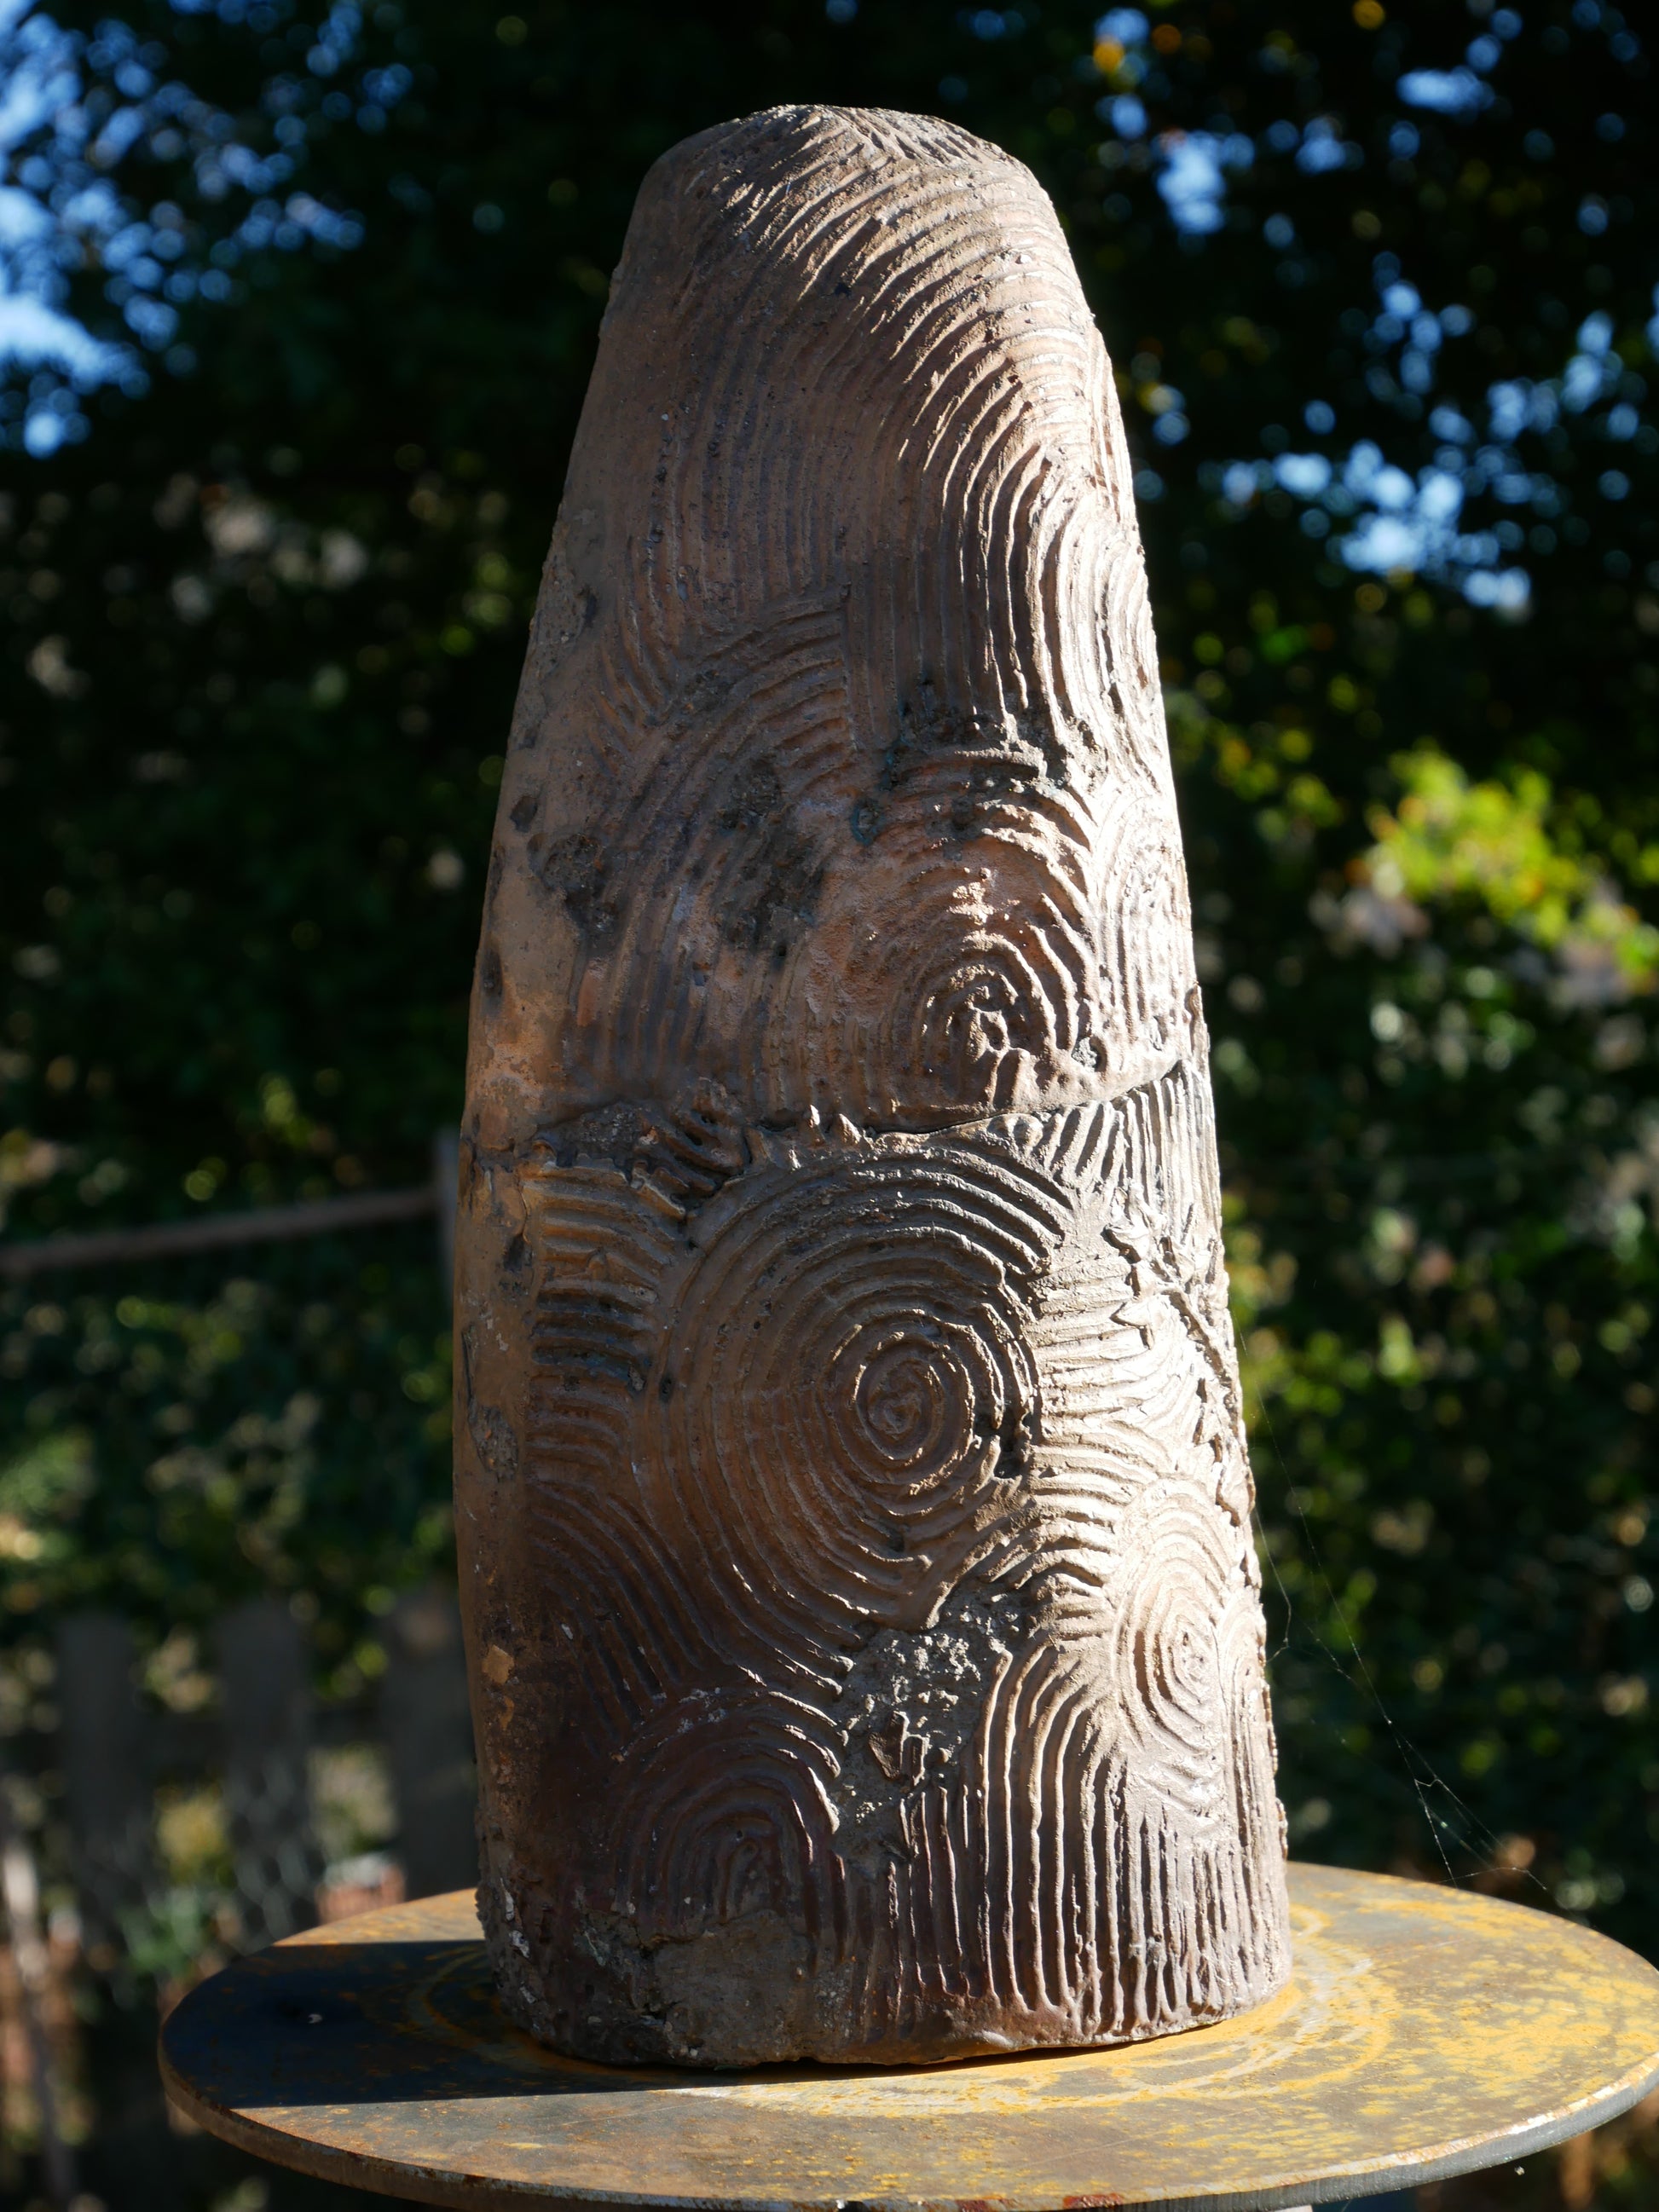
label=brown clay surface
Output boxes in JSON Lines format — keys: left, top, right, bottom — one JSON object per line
{"left": 455, "top": 103, "right": 1291, "bottom": 2068}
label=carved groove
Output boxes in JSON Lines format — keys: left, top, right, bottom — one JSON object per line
{"left": 457, "top": 103, "right": 1290, "bottom": 2067}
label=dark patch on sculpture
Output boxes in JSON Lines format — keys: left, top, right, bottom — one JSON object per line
{"left": 713, "top": 759, "right": 824, "bottom": 953}
{"left": 536, "top": 829, "right": 617, "bottom": 947}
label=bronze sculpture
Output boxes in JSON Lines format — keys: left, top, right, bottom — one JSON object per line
{"left": 454, "top": 102, "right": 1291, "bottom": 2068}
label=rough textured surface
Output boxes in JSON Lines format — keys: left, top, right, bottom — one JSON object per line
{"left": 454, "top": 102, "right": 1291, "bottom": 2069}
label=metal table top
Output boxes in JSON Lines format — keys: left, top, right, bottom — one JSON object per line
{"left": 159, "top": 1863, "right": 1659, "bottom": 2212}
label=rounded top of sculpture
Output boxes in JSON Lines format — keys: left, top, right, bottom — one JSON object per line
{"left": 650, "top": 100, "right": 1034, "bottom": 179}
{"left": 621, "top": 101, "right": 1066, "bottom": 310}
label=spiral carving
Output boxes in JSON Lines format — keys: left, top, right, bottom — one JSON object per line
{"left": 457, "top": 103, "right": 1289, "bottom": 2070}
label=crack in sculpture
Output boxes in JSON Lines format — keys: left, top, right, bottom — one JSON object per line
{"left": 456, "top": 101, "right": 1291, "bottom": 2068}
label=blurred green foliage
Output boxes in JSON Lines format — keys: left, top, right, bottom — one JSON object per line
{"left": 1, "top": 1235, "right": 450, "bottom": 1670}
{"left": 0, "top": 0, "right": 1656, "bottom": 1955}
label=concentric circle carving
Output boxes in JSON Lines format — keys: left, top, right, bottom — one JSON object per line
{"left": 1102, "top": 1484, "right": 1241, "bottom": 1825}
{"left": 652, "top": 1150, "right": 1047, "bottom": 1639}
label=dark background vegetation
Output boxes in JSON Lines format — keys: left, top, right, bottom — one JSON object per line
{"left": 0, "top": 0, "right": 1656, "bottom": 2203}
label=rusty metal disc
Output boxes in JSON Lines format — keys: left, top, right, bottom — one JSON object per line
{"left": 159, "top": 1863, "right": 1659, "bottom": 2211}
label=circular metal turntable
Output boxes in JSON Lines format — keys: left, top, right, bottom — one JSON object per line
{"left": 159, "top": 1862, "right": 1659, "bottom": 2211}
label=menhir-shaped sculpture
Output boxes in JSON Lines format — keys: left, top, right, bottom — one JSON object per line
{"left": 455, "top": 104, "right": 1291, "bottom": 2068}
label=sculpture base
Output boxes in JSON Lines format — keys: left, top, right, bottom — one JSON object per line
{"left": 159, "top": 1863, "right": 1659, "bottom": 2212}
